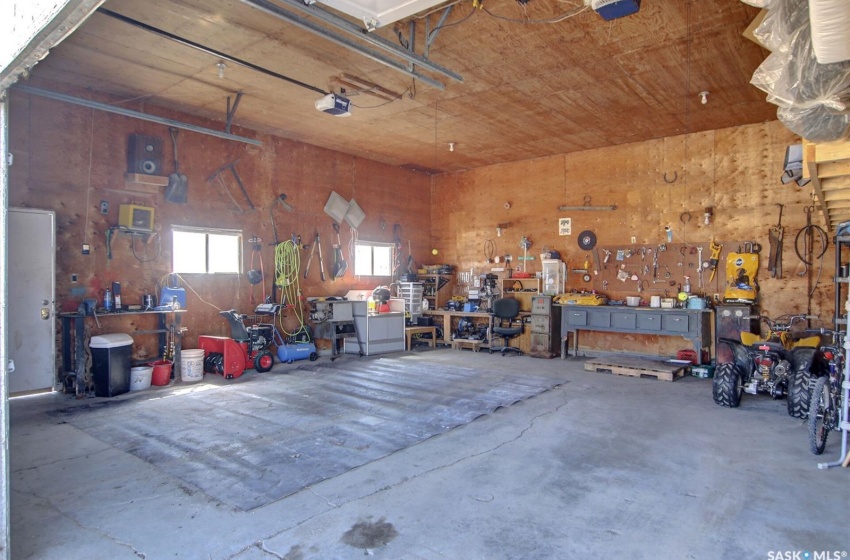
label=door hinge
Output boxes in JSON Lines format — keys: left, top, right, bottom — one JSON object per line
{"left": 6, "top": 153, "right": 12, "bottom": 166}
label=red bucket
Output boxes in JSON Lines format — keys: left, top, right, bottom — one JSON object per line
{"left": 150, "top": 360, "right": 173, "bottom": 386}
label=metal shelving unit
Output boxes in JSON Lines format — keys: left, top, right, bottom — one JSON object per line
{"left": 834, "top": 235, "right": 850, "bottom": 332}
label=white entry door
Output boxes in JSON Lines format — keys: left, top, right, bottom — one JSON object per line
{"left": 8, "top": 208, "right": 56, "bottom": 394}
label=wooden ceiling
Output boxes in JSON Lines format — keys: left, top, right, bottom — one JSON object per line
{"left": 27, "top": 0, "right": 774, "bottom": 172}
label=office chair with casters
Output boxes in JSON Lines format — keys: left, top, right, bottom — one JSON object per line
{"left": 489, "top": 297, "right": 524, "bottom": 356}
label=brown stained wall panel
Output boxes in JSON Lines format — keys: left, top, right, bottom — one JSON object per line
{"left": 9, "top": 91, "right": 432, "bottom": 366}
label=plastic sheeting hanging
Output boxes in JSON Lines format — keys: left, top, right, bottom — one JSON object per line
{"left": 748, "top": 0, "right": 850, "bottom": 142}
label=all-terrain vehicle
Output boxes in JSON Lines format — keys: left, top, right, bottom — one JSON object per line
{"left": 713, "top": 314, "right": 820, "bottom": 418}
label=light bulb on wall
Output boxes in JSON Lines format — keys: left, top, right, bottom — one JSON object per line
{"left": 217, "top": 62, "right": 227, "bottom": 79}
{"left": 699, "top": 91, "right": 709, "bottom": 105}
{"left": 448, "top": 142, "right": 455, "bottom": 152}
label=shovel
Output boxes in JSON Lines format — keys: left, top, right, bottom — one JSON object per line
{"left": 165, "top": 127, "right": 188, "bottom": 203}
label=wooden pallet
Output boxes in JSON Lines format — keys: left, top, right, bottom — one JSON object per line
{"left": 584, "top": 356, "right": 686, "bottom": 382}
{"left": 452, "top": 338, "right": 484, "bottom": 352}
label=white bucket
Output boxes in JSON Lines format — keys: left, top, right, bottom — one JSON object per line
{"left": 129, "top": 366, "right": 153, "bottom": 391}
{"left": 180, "top": 349, "right": 205, "bottom": 383}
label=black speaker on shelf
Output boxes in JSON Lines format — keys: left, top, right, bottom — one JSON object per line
{"left": 127, "top": 134, "right": 163, "bottom": 175}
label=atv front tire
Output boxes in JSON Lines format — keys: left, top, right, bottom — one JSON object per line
{"left": 713, "top": 362, "right": 742, "bottom": 408}
{"left": 787, "top": 364, "right": 814, "bottom": 419}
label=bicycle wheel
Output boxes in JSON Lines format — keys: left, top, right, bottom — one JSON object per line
{"left": 807, "top": 376, "right": 832, "bottom": 455}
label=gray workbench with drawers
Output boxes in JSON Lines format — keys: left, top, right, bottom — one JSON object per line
{"left": 557, "top": 305, "right": 712, "bottom": 364}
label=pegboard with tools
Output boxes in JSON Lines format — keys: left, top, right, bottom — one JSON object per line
{"left": 566, "top": 241, "right": 754, "bottom": 298}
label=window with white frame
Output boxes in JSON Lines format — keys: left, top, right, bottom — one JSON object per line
{"left": 353, "top": 241, "right": 394, "bottom": 277}
{"left": 172, "top": 226, "right": 242, "bottom": 274}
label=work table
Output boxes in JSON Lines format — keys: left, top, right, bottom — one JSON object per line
{"left": 59, "top": 309, "right": 186, "bottom": 397}
{"left": 557, "top": 305, "right": 712, "bottom": 364}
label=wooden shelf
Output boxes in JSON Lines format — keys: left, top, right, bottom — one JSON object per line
{"left": 422, "top": 274, "right": 455, "bottom": 310}
{"left": 125, "top": 173, "right": 168, "bottom": 194}
{"left": 501, "top": 277, "right": 541, "bottom": 312}
{"left": 125, "top": 173, "right": 169, "bottom": 186}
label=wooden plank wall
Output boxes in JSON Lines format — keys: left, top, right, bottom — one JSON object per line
{"left": 431, "top": 120, "right": 833, "bottom": 358}
{"left": 8, "top": 89, "right": 432, "bottom": 365}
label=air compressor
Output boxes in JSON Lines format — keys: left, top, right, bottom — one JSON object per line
{"left": 277, "top": 327, "right": 318, "bottom": 364}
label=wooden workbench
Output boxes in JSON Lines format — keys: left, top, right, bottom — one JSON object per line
{"left": 423, "top": 309, "right": 531, "bottom": 352}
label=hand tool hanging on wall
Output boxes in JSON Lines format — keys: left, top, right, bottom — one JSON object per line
{"left": 768, "top": 204, "right": 784, "bottom": 279}
{"left": 332, "top": 223, "right": 347, "bottom": 279}
{"left": 165, "top": 127, "right": 188, "bottom": 203}
{"left": 317, "top": 232, "right": 326, "bottom": 282}
{"left": 303, "top": 237, "right": 317, "bottom": 279}
{"left": 211, "top": 172, "right": 244, "bottom": 211}
{"left": 207, "top": 159, "right": 254, "bottom": 210}
{"left": 708, "top": 241, "right": 722, "bottom": 282}
{"left": 557, "top": 195, "right": 617, "bottom": 211}
{"left": 697, "top": 246, "right": 704, "bottom": 288}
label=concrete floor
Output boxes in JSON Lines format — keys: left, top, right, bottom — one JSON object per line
{"left": 9, "top": 349, "right": 849, "bottom": 559}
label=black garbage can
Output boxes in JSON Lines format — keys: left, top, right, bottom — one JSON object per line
{"left": 90, "top": 333, "right": 133, "bottom": 397}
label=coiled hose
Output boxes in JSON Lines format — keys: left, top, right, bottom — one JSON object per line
{"left": 274, "top": 240, "right": 309, "bottom": 338}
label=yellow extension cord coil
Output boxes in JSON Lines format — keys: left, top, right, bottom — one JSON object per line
{"left": 274, "top": 240, "right": 307, "bottom": 337}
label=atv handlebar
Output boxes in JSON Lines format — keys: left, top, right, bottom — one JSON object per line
{"left": 743, "top": 314, "right": 820, "bottom": 337}
{"left": 744, "top": 314, "right": 817, "bottom": 326}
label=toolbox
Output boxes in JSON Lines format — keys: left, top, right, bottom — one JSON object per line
{"left": 690, "top": 364, "right": 715, "bottom": 378}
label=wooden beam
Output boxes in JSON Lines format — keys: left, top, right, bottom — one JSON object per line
{"left": 822, "top": 200, "right": 850, "bottom": 210}
{"left": 820, "top": 176, "right": 850, "bottom": 191}
{"left": 806, "top": 143, "right": 831, "bottom": 229}
{"left": 823, "top": 190, "right": 850, "bottom": 202}
{"left": 817, "top": 160, "right": 850, "bottom": 178}
{"left": 743, "top": 9, "right": 769, "bottom": 50}
{"left": 803, "top": 139, "right": 811, "bottom": 180}
{"left": 815, "top": 142, "right": 850, "bottom": 164}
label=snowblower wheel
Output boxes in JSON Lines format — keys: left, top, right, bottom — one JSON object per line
{"left": 254, "top": 350, "right": 274, "bottom": 373}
